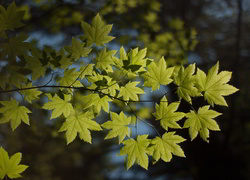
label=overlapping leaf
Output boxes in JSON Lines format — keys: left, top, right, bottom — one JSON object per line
{"left": 0, "top": 98, "right": 31, "bottom": 131}
{"left": 184, "top": 105, "right": 221, "bottom": 142}
{"left": 59, "top": 111, "right": 102, "bottom": 144}
{"left": 102, "top": 112, "right": 131, "bottom": 144}
{"left": 173, "top": 63, "right": 199, "bottom": 103}
{"left": 65, "top": 37, "right": 92, "bottom": 59}
{"left": 153, "top": 96, "right": 185, "bottom": 131}
{"left": 148, "top": 132, "right": 185, "bottom": 164}
{"left": 96, "top": 48, "right": 117, "bottom": 72}
{"left": 81, "top": 14, "right": 115, "bottom": 46}
{"left": 20, "top": 83, "right": 42, "bottom": 103}
{"left": 83, "top": 94, "right": 112, "bottom": 113}
{"left": 143, "top": 57, "right": 174, "bottom": 90}
{"left": 196, "top": 62, "right": 239, "bottom": 106}
{"left": 0, "top": 147, "right": 28, "bottom": 180}
{"left": 57, "top": 68, "right": 82, "bottom": 87}
{"left": 120, "top": 135, "right": 151, "bottom": 170}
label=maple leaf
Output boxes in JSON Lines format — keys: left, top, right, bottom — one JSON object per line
{"left": 129, "top": 47, "right": 147, "bottom": 66}
{"left": 152, "top": 96, "right": 185, "bottom": 131}
{"left": 100, "top": 76, "right": 120, "bottom": 97}
{"left": 81, "top": 14, "right": 115, "bottom": 46}
{"left": 57, "top": 68, "right": 82, "bottom": 87}
{"left": 184, "top": 105, "right": 221, "bottom": 142}
{"left": 79, "top": 64, "right": 94, "bottom": 79}
{"left": 59, "top": 111, "right": 102, "bottom": 144}
{"left": 0, "top": 33, "right": 29, "bottom": 60}
{"left": 0, "top": 2, "right": 25, "bottom": 31}
{"left": 24, "top": 53, "right": 46, "bottom": 81}
{"left": 143, "top": 57, "right": 174, "bottom": 90}
{"left": 42, "top": 94, "right": 74, "bottom": 119}
{"left": 148, "top": 132, "right": 186, "bottom": 164}
{"left": 96, "top": 48, "right": 117, "bottom": 72}
{"left": 196, "top": 62, "right": 239, "bottom": 106}
{"left": 0, "top": 147, "right": 28, "bottom": 180}
{"left": 118, "top": 81, "right": 145, "bottom": 101}
{"left": 120, "top": 135, "right": 151, "bottom": 170}
{"left": 83, "top": 94, "right": 112, "bottom": 113}
{"left": 65, "top": 37, "right": 92, "bottom": 59}
{"left": 0, "top": 98, "right": 31, "bottom": 131}
{"left": 173, "top": 63, "right": 199, "bottom": 103}
{"left": 102, "top": 111, "right": 131, "bottom": 144}
{"left": 20, "top": 83, "right": 42, "bottom": 103}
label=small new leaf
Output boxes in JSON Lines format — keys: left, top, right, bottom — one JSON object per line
{"left": 148, "top": 132, "right": 185, "bottom": 164}
{"left": 42, "top": 94, "right": 74, "bottom": 119}
{"left": 0, "top": 98, "right": 31, "bottom": 131}
{"left": 196, "top": 62, "right": 239, "bottom": 106}
{"left": 102, "top": 111, "right": 131, "bottom": 144}
{"left": 184, "top": 105, "right": 221, "bottom": 142}
{"left": 81, "top": 14, "right": 115, "bottom": 46}
{"left": 120, "top": 135, "right": 151, "bottom": 170}
{"left": 59, "top": 111, "right": 102, "bottom": 144}
{"left": 153, "top": 96, "right": 185, "bottom": 131}
{"left": 143, "top": 57, "right": 174, "bottom": 90}
{"left": 83, "top": 94, "right": 112, "bottom": 113}
{"left": 0, "top": 147, "right": 28, "bottom": 180}
{"left": 118, "top": 81, "right": 144, "bottom": 101}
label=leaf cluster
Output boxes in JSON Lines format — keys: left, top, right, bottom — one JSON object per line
{"left": 0, "top": 2, "right": 239, "bottom": 175}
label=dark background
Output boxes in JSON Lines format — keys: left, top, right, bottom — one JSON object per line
{"left": 0, "top": 0, "right": 249, "bottom": 179}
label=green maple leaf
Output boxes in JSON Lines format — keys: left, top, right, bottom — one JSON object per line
{"left": 96, "top": 48, "right": 117, "bottom": 72}
{"left": 129, "top": 47, "right": 147, "bottom": 66}
{"left": 24, "top": 53, "right": 46, "bottom": 81}
{"left": 81, "top": 13, "right": 115, "bottom": 46}
{"left": 184, "top": 105, "right": 221, "bottom": 142}
{"left": 0, "top": 14, "right": 7, "bottom": 38}
{"left": 173, "top": 63, "right": 199, "bottom": 103}
{"left": 143, "top": 57, "right": 174, "bottom": 90}
{"left": 0, "top": 98, "right": 31, "bottom": 131}
{"left": 59, "top": 111, "right": 102, "bottom": 144}
{"left": 42, "top": 94, "right": 74, "bottom": 119}
{"left": 0, "top": 33, "right": 29, "bottom": 60}
{"left": 120, "top": 135, "right": 151, "bottom": 170}
{"left": 83, "top": 94, "right": 112, "bottom": 113}
{"left": 0, "top": 2, "right": 25, "bottom": 31}
{"left": 65, "top": 37, "right": 92, "bottom": 59}
{"left": 118, "top": 81, "right": 145, "bottom": 101}
{"left": 152, "top": 96, "right": 185, "bottom": 131}
{"left": 0, "top": 147, "right": 28, "bottom": 180}
{"left": 79, "top": 64, "right": 94, "bottom": 79}
{"left": 102, "top": 111, "right": 131, "bottom": 144}
{"left": 20, "top": 83, "right": 42, "bottom": 103}
{"left": 148, "top": 132, "right": 186, "bottom": 164}
{"left": 100, "top": 76, "right": 120, "bottom": 97}
{"left": 196, "top": 62, "right": 239, "bottom": 106}
{"left": 57, "top": 68, "right": 82, "bottom": 88}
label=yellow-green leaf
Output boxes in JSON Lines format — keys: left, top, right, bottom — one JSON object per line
{"left": 102, "top": 111, "right": 131, "bottom": 144}
{"left": 196, "top": 62, "right": 239, "bottom": 106}
{"left": 42, "top": 94, "right": 74, "bottom": 119}
{"left": 120, "top": 135, "right": 151, "bottom": 170}
{"left": 148, "top": 132, "right": 185, "bottom": 164}
{"left": 81, "top": 14, "right": 115, "bottom": 46}
{"left": 184, "top": 105, "right": 221, "bottom": 142}
{"left": 59, "top": 111, "right": 102, "bottom": 144}
{"left": 143, "top": 57, "right": 174, "bottom": 90}
{"left": 118, "top": 81, "right": 144, "bottom": 101}
{"left": 152, "top": 96, "right": 185, "bottom": 131}
{"left": 0, "top": 98, "right": 31, "bottom": 131}
{"left": 173, "top": 63, "right": 199, "bottom": 103}
{"left": 0, "top": 147, "right": 28, "bottom": 180}
{"left": 65, "top": 37, "right": 92, "bottom": 59}
{"left": 20, "top": 83, "right": 42, "bottom": 103}
{"left": 96, "top": 48, "right": 117, "bottom": 72}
